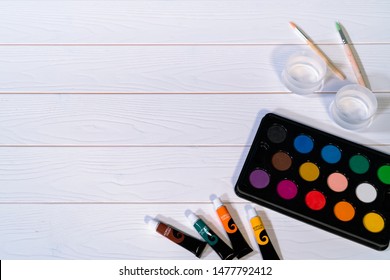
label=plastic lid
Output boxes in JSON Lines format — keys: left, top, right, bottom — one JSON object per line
{"left": 245, "top": 205, "right": 257, "bottom": 219}
{"left": 212, "top": 197, "right": 223, "bottom": 210}
{"left": 185, "top": 210, "right": 199, "bottom": 225}
{"left": 147, "top": 218, "right": 160, "bottom": 231}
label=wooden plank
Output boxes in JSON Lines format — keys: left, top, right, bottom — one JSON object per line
{"left": 1, "top": 203, "right": 388, "bottom": 259}
{"left": 0, "top": 145, "right": 389, "bottom": 203}
{"left": 0, "top": 94, "right": 389, "bottom": 145}
{"left": 0, "top": 146, "right": 248, "bottom": 202}
{"left": 0, "top": 45, "right": 389, "bottom": 93}
{"left": 0, "top": 1, "right": 389, "bottom": 44}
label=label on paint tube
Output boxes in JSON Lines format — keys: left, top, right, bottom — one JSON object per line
{"left": 157, "top": 223, "right": 186, "bottom": 244}
{"left": 250, "top": 216, "right": 269, "bottom": 246}
{"left": 194, "top": 219, "right": 219, "bottom": 246}
{"left": 216, "top": 206, "right": 238, "bottom": 234}
{"left": 148, "top": 218, "right": 207, "bottom": 258}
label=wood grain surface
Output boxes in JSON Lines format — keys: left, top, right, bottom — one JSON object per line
{"left": 0, "top": 0, "right": 389, "bottom": 260}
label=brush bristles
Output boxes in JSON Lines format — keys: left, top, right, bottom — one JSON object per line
{"left": 335, "top": 21, "right": 341, "bottom": 31}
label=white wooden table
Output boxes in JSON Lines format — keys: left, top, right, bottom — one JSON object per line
{"left": 0, "top": 0, "right": 389, "bottom": 260}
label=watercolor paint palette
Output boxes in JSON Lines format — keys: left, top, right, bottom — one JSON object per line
{"left": 235, "top": 113, "right": 390, "bottom": 250}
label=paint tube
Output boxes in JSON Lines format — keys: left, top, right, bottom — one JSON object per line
{"left": 212, "top": 197, "right": 253, "bottom": 258}
{"left": 186, "top": 210, "right": 236, "bottom": 260}
{"left": 147, "top": 217, "right": 207, "bottom": 258}
{"left": 246, "top": 205, "right": 280, "bottom": 260}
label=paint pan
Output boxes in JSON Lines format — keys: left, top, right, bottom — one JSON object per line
{"left": 235, "top": 113, "right": 390, "bottom": 250}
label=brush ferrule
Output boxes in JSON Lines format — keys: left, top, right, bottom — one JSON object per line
{"left": 295, "top": 26, "right": 310, "bottom": 41}
{"left": 338, "top": 29, "right": 348, "bottom": 44}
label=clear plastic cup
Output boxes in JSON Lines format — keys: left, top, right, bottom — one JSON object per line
{"left": 282, "top": 51, "right": 327, "bottom": 95}
{"left": 330, "top": 84, "right": 377, "bottom": 130}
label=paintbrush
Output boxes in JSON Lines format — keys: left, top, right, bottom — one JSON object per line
{"left": 289, "top": 21, "right": 345, "bottom": 80}
{"left": 336, "top": 21, "right": 366, "bottom": 87}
